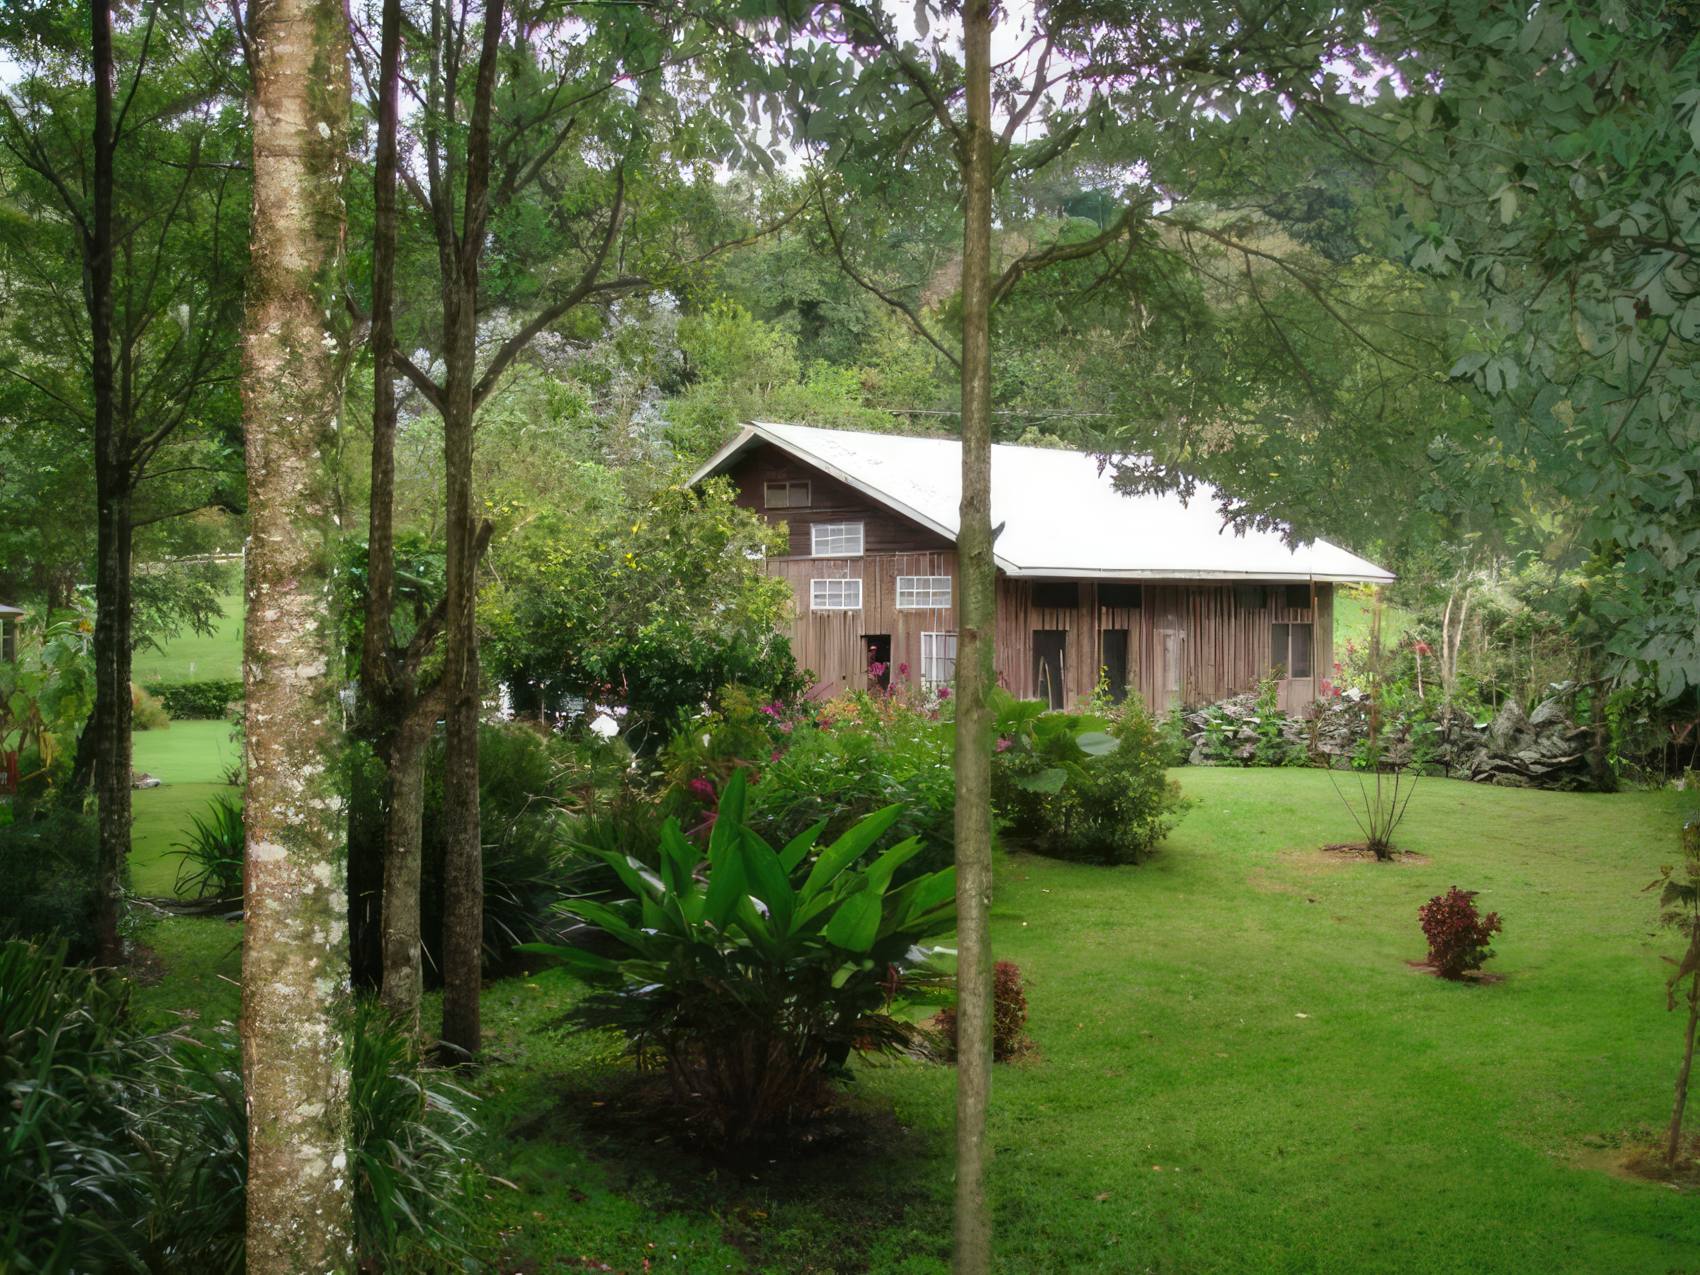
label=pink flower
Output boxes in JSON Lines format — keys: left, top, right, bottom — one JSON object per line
{"left": 936, "top": 686, "right": 951, "bottom": 700}
{"left": 760, "top": 703, "right": 780, "bottom": 717}
{"left": 687, "top": 777, "right": 716, "bottom": 802}
{"left": 779, "top": 721, "right": 793, "bottom": 734}
{"left": 868, "top": 661, "right": 887, "bottom": 678}
{"left": 770, "top": 750, "right": 782, "bottom": 762}
{"left": 898, "top": 662, "right": 910, "bottom": 677}
{"left": 1319, "top": 678, "right": 1334, "bottom": 696}
{"left": 1414, "top": 640, "right": 1432, "bottom": 657}
{"left": 996, "top": 737, "right": 1012, "bottom": 752}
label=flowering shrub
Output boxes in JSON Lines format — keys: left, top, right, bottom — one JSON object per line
{"left": 1418, "top": 887, "right": 1503, "bottom": 979}
{"left": 935, "top": 960, "right": 1029, "bottom": 1062}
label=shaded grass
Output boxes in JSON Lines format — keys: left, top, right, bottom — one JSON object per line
{"left": 133, "top": 586, "right": 243, "bottom": 684}
{"left": 130, "top": 769, "right": 1700, "bottom": 1273}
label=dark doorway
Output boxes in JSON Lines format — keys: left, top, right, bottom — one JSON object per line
{"left": 1033, "top": 630, "right": 1067, "bottom": 709}
{"left": 1100, "top": 628, "right": 1130, "bottom": 703}
{"left": 863, "top": 634, "right": 892, "bottom": 689}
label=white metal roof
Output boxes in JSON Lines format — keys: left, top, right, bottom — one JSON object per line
{"left": 0, "top": 603, "right": 22, "bottom": 617}
{"left": 693, "top": 422, "right": 1394, "bottom": 584}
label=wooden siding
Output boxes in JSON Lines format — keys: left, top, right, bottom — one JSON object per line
{"left": 724, "top": 439, "right": 1337, "bottom": 711}
{"left": 724, "top": 449, "right": 953, "bottom": 557}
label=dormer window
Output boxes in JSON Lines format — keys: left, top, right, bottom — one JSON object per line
{"left": 810, "top": 522, "right": 864, "bottom": 556}
{"left": 764, "top": 480, "right": 812, "bottom": 509}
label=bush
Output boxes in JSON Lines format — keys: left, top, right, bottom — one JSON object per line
{"left": 145, "top": 679, "right": 245, "bottom": 720}
{"left": 992, "top": 691, "right": 1189, "bottom": 864}
{"left": 1418, "top": 887, "right": 1503, "bottom": 979}
{"left": 743, "top": 691, "right": 956, "bottom": 882}
{"left": 935, "top": 960, "right": 1029, "bottom": 1062}
{"left": 169, "top": 795, "right": 244, "bottom": 902}
{"left": 133, "top": 686, "right": 171, "bottom": 731}
{"left": 0, "top": 938, "right": 484, "bottom": 1271}
{"left": 524, "top": 770, "right": 956, "bottom": 1144}
{"left": 0, "top": 806, "right": 106, "bottom": 959}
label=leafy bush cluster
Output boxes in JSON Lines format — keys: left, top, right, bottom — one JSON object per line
{"left": 144, "top": 679, "right": 245, "bottom": 720}
{"left": 992, "top": 690, "right": 1189, "bottom": 864}
{"left": 1418, "top": 887, "right": 1503, "bottom": 978}
{"left": 661, "top": 686, "right": 958, "bottom": 882}
{"left": 935, "top": 960, "right": 1029, "bottom": 1062}
{"left": 0, "top": 806, "right": 108, "bottom": 960}
{"left": 132, "top": 686, "right": 171, "bottom": 731}
{"left": 527, "top": 771, "right": 955, "bottom": 1144}
{"left": 0, "top": 937, "right": 482, "bottom": 1272}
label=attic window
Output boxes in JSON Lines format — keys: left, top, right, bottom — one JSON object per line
{"left": 764, "top": 480, "right": 811, "bottom": 509}
{"left": 810, "top": 522, "right": 864, "bottom": 556}
{"left": 1098, "top": 583, "right": 1141, "bottom": 609}
{"left": 1031, "top": 581, "right": 1080, "bottom": 610}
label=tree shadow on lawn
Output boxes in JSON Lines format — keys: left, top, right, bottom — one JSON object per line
{"left": 502, "top": 1065, "right": 952, "bottom": 1272}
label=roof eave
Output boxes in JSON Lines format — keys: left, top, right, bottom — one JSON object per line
{"left": 691, "top": 421, "right": 1021, "bottom": 574}
{"left": 1000, "top": 565, "right": 1396, "bottom": 584}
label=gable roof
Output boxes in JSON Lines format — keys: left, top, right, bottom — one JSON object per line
{"left": 0, "top": 603, "right": 22, "bottom": 618}
{"left": 692, "top": 422, "right": 1393, "bottom": 584}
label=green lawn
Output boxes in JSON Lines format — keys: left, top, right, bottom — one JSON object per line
{"left": 131, "top": 721, "right": 240, "bottom": 896}
{"left": 134, "top": 585, "right": 244, "bottom": 684}
{"left": 131, "top": 769, "right": 1700, "bottom": 1273}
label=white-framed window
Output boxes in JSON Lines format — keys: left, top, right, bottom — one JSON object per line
{"left": 921, "top": 631, "right": 957, "bottom": 690}
{"left": 810, "top": 578, "right": 863, "bottom": 611}
{"left": 810, "top": 522, "right": 864, "bottom": 556}
{"left": 896, "top": 575, "right": 952, "bottom": 609}
{"left": 764, "top": 480, "right": 812, "bottom": 509}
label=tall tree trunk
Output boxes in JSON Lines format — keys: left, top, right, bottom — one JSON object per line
{"left": 953, "top": 3, "right": 996, "bottom": 1270}
{"left": 437, "top": 332, "right": 483, "bottom": 1059}
{"left": 239, "top": 0, "right": 355, "bottom": 1265}
{"left": 349, "top": 0, "right": 407, "bottom": 992}
{"left": 436, "top": 0, "right": 506, "bottom": 1061}
{"left": 379, "top": 690, "right": 438, "bottom": 1032}
{"left": 88, "top": 0, "right": 132, "bottom": 967}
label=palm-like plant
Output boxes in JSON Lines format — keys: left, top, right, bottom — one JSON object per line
{"left": 523, "top": 769, "right": 956, "bottom": 1143}
{"left": 169, "top": 796, "right": 244, "bottom": 902}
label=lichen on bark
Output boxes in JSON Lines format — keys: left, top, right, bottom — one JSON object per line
{"left": 239, "top": 0, "right": 356, "bottom": 1267}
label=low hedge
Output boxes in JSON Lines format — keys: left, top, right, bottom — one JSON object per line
{"left": 143, "top": 679, "right": 244, "bottom": 720}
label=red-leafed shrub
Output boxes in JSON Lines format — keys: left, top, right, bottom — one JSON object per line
{"left": 937, "top": 961, "right": 1029, "bottom": 1061}
{"left": 1419, "top": 887, "right": 1503, "bottom": 979}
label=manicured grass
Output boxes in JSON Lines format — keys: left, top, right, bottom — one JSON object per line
{"left": 131, "top": 770, "right": 1700, "bottom": 1273}
{"left": 131, "top": 721, "right": 240, "bottom": 897}
{"left": 134, "top": 585, "right": 243, "bottom": 684}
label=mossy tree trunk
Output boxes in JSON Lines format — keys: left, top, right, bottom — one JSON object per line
{"left": 952, "top": 2, "right": 995, "bottom": 1269}
{"left": 239, "top": 0, "right": 355, "bottom": 1265}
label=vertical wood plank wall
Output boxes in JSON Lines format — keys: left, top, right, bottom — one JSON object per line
{"left": 769, "top": 553, "right": 1333, "bottom": 712}
{"left": 720, "top": 441, "right": 1337, "bottom": 711}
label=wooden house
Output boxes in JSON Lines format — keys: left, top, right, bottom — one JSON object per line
{"left": 692, "top": 423, "right": 1393, "bottom": 713}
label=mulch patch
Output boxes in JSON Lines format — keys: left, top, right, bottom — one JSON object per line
{"left": 1404, "top": 959, "right": 1504, "bottom": 984}
{"left": 1320, "top": 841, "right": 1431, "bottom": 864}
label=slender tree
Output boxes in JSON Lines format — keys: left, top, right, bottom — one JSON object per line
{"left": 237, "top": 0, "right": 355, "bottom": 1262}
{"left": 0, "top": 0, "right": 248, "bottom": 962}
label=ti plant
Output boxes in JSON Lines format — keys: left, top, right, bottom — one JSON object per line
{"left": 521, "top": 769, "right": 956, "bottom": 1143}
{"left": 1648, "top": 817, "right": 1700, "bottom": 1170}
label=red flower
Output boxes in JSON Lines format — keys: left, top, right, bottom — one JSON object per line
{"left": 996, "top": 737, "right": 1013, "bottom": 752}
{"left": 936, "top": 686, "right": 951, "bottom": 700}
{"left": 1413, "top": 640, "right": 1432, "bottom": 657}
{"left": 687, "top": 777, "right": 716, "bottom": 802}
{"left": 898, "top": 662, "right": 910, "bottom": 677}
